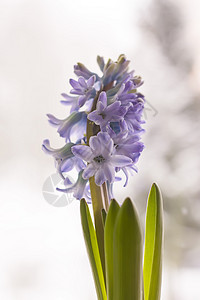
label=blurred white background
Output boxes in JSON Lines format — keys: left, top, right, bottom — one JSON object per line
{"left": 0, "top": 0, "right": 200, "bottom": 299}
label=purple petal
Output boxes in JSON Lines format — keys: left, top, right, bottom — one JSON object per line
{"left": 42, "top": 140, "right": 51, "bottom": 154}
{"left": 110, "top": 155, "right": 132, "bottom": 167}
{"left": 70, "top": 89, "right": 83, "bottom": 95}
{"left": 42, "top": 139, "right": 50, "bottom": 146}
{"left": 115, "top": 176, "right": 122, "bottom": 182}
{"left": 116, "top": 106, "right": 128, "bottom": 117}
{"left": 47, "top": 114, "right": 62, "bottom": 125}
{"left": 64, "top": 177, "right": 73, "bottom": 185}
{"left": 106, "top": 101, "right": 121, "bottom": 113}
{"left": 87, "top": 111, "right": 103, "bottom": 124}
{"left": 82, "top": 164, "right": 96, "bottom": 179}
{"left": 78, "top": 95, "right": 87, "bottom": 107}
{"left": 61, "top": 158, "right": 74, "bottom": 172}
{"left": 125, "top": 135, "right": 140, "bottom": 144}
{"left": 96, "top": 100, "right": 105, "bottom": 112}
{"left": 60, "top": 100, "right": 73, "bottom": 106}
{"left": 102, "top": 139, "right": 114, "bottom": 158}
{"left": 89, "top": 136, "right": 102, "bottom": 152}
{"left": 131, "top": 153, "right": 141, "bottom": 164}
{"left": 95, "top": 168, "right": 106, "bottom": 185}
{"left": 72, "top": 145, "right": 93, "bottom": 162}
{"left": 61, "top": 93, "right": 76, "bottom": 101}
{"left": 69, "top": 78, "right": 80, "bottom": 89}
{"left": 98, "top": 91, "right": 107, "bottom": 110}
{"left": 74, "top": 63, "right": 94, "bottom": 80}
{"left": 104, "top": 164, "right": 115, "bottom": 183}
{"left": 125, "top": 143, "right": 144, "bottom": 153}
{"left": 78, "top": 77, "right": 87, "bottom": 88}
{"left": 87, "top": 75, "right": 96, "bottom": 87}
{"left": 122, "top": 167, "right": 129, "bottom": 187}
{"left": 97, "top": 132, "right": 114, "bottom": 158}
{"left": 76, "top": 158, "right": 86, "bottom": 171}
{"left": 97, "top": 132, "right": 111, "bottom": 144}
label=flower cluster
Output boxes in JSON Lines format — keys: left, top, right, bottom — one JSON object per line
{"left": 42, "top": 55, "right": 145, "bottom": 201}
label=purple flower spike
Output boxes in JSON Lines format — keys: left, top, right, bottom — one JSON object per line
{"left": 43, "top": 54, "right": 146, "bottom": 200}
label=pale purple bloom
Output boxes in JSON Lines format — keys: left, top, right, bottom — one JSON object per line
{"left": 42, "top": 139, "right": 74, "bottom": 159}
{"left": 102, "top": 55, "right": 130, "bottom": 86}
{"left": 74, "top": 63, "right": 100, "bottom": 81}
{"left": 57, "top": 170, "right": 89, "bottom": 201}
{"left": 87, "top": 92, "right": 128, "bottom": 130}
{"left": 124, "top": 102, "right": 145, "bottom": 133}
{"left": 107, "top": 122, "right": 144, "bottom": 161}
{"left": 47, "top": 112, "right": 87, "bottom": 142}
{"left": 60, "top": 75, "right": 99, "bottom": 112}
{"left": 120, "top": 165, "right": 139, "bottom": 187}
{"left": 42, "top": 139, "right": 85, "bottom": 178}
{"left": 112, "top": 131, "right": 143, "bottom": 161}
{"left": 69, "top": 75, "right": 97, "bottom": 107}
{"left": 71, "top": 132, "right": 132, "bottom": 186}
{"left": 60, "top": 93, "right": 79, "bottom": 113}
{"left": 110, "top": 80, "right": 145, "bottom": 106}
{"left": 106, "top": 120, "right": 144, "bottom": 186}
{"left": 107, "top": 119, "right": 128, "bottom": 136}
{"left": 42, "top": 139, "right": 74, "bottom": 178}
{"left": 60, "top": 156, "right": 86, "bottom": 173}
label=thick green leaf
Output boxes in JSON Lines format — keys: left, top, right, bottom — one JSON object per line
{"left": 101, "top": 208, "right": 107, "bottom": 227}
{"left": 104, "top": 199, "right": 120, "bottom": 300}
{"left": 143, "top": 183, "right": 163, "bottom": 300}
{"left": 113, "top": 198, "right": 143, "bottom": 300}
{"left": 80, "top": 199, "right": 107, "bottom": 300}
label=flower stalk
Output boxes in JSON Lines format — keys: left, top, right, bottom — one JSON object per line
{"left": 86, "top": 89, "right": 108, "bottom": 279}
{"left": 88, "top": 176, "right": 106, "bottom": 278}
{"left": 101, "top": 182, "right": 109, "bottom": 212}
{"left": 85, "top": 80, "right": 116, "bottom": 277}
{"left": 86, "top": 107, "right": 106, "bottom": 277}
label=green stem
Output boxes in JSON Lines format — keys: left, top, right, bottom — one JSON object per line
{"left": 86, "top": 93, "right": 106, "bottom": 280}
{"left": 101, "top": 183, "right": 109, "bottom": 212}
{"left": 89, "top": 176, "right": 106, "bottom": 279}
{"left": 86, "top": 81, "right": 114, "bottom": 282}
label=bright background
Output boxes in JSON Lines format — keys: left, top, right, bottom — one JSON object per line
{"left": 0, "top": 0, "right": 200, "bottom": 299}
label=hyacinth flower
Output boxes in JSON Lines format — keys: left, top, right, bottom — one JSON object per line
{"left": 87, "top": 91, "right": 129, "bottom": 131}
{"left": 42, "top": 55, "right": 164, "bottom": 300}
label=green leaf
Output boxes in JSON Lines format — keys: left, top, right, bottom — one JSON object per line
{"left": 101, "top": 208, "right": 107, "bottom": 227}
{"left": 80, "top": 199, "right": 107, "bottom": 300}
{"left": 143, "top": 183, "right": 163, "bottom": 300}
{"left": 104, "top": 199, "right": 120, "bottom": 300}
{"left": 113, "top": 198, "right": 143, "bottom": 300}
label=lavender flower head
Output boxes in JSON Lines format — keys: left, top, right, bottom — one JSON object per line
{"left": 42, "top": 55, "right": 145, "bottom": 201}
{"left": 72, "top": 132, "right": 132, "bottom": 186}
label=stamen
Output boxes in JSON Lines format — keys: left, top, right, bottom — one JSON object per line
{"left": 93, "top": 155, "right": 105, "bottom": 163}
{"left": 99, "top": 113, "right": 106, "bottom": 119}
